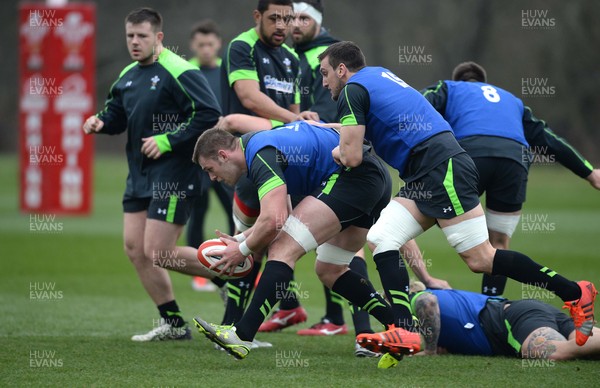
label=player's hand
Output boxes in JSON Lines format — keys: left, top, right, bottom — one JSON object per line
{"left": 215, "top": 229, "right": 237, "bottom": 242}
{"left": 214, "top": 116, "right": 231, "bottom": 131}
{"left": 331, "top": 145, "right": 342, "bottom": 165}
{"left": 586, "top": 169, "right": 600, "bottom": 190}
{"left": 208, "top": 239, "right": 246, "bottom": 276}
{"left": 296, "top": 111, "right": 320, "bottom": 121}
{"left": 424, "top": 277, "right": 452, "bottom": 290}
{"left": 82, "top": 116, "right": 104, "bottom": 134}
{"left": 141, "top": 137, "right": 162, "bottom": 159}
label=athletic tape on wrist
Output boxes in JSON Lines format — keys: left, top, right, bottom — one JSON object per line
{"left": 239, "top": 241, "right": 252, "bottom": 256}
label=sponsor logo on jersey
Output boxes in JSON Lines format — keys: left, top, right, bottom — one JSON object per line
{"left": 262, "top": 57, "right": 270, "bottom": 64}
{"left": 264, "top": 75, "right": 294, "bottom": 94}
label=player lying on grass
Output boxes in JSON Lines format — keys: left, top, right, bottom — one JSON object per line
{"left": 191, "top": 121, "right": 431, "bottom": 359}
{"left": 409, "top": 281, "right": 600, "bottom": 360}
{"left": 318, "top": 42, "right": 597, "bottom": 355}
{"left": 421, "top": 61, "right": 600, "bottom": 297}
{"left": 83, "top": 8, "right": 222, "bottom": 341}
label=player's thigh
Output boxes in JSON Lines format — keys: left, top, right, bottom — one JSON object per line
{"left": 484, "top": 158, "right": 528, "bottom": 215}
{"left": 507, "top": 300, "right": 568, "bottom": 357}
{"left": 122, "top": 196, "right": 151, "bottom": 256}
{"left": 143, "top": 196, "right": 190, "bottom": 256}
{"left": 268, "top": 195, "right": 341, "bottom": 261}
{"left": 409, "top": 152, "right": 481, "bottom": 226}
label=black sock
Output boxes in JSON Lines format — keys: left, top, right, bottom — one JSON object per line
{"left": 322, "top": 286, "right": 345, "bottom": 325}
{"left": 348, "top": 256, "right": 373, "bottom": 334}
{"left": 211, "top": 277, "right": 226, "bottom": 288}
{"left": 332, "top": 270, "right": 394, "bottom": 329}
{"left": 373, "top": 250, "right": 413, "bottom": 329}
{"left": 236, "top": 261, "right": 293, "bottom": 341}
{"left": 481, "top": 274, "right": 507, "bottom": 296}
{"left": 492, "top": 249, "right": 581, "bottom": 302}
{"left": 278, "top": 274, "right": 301, "bottom": 310}
{"left": 221, "top": 263, "right": 261, "bottom": 325}
{"left": 158, "top": 300, "right": 185, "bottom": 327}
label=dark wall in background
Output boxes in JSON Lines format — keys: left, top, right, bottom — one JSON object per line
{"left": 2, "top": 0, "right": 599, "bottom": 164}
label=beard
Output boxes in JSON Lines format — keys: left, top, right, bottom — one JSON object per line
{"left": 292, "top": 23, "right": 317, "bottom": 45}
{"left": 259, "top": 22, "right": 285, "bottom": 47}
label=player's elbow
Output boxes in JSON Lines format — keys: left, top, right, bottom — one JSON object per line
{"left": 342, "top": 153, "right": 363, "bottom": 168}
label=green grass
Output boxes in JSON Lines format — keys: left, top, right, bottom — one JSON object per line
{"left": 0, "top": 154, "right": 599, "bottom": 386}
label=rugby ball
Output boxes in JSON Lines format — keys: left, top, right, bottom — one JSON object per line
{"left": 197, "top": 238, "right": 253, "bottom": 279}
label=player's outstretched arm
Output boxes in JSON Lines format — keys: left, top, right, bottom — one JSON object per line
{"left": 401, "top": 239, "right": 451, "bottom": 289}
{"left": 216, "top": 114, "right": 273, "bottom": 134}
{"left": 522, "top": 106, "right": 595, "bottom": 182}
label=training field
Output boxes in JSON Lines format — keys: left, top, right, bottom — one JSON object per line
{"left": 1, "top": 154, "right": 599, "bottom": 387}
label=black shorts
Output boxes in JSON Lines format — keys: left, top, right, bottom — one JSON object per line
{"left": 314, "top": 154, "right": 392, "bottom": 230}
{"left": 399, "top": 152, "right": 480, "bottom": 219}
{"left": 122, "top": 194, "right": 194, "bottom": 225}
{"left": 480, "top": 299, "right": 574, "bottom": 357}
{"left": 472, "top": 157, "right": 528, "bottom": 213}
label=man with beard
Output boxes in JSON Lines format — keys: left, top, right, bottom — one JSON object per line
{"left": 218, "top": 0, "right": 318, "bottom": 333}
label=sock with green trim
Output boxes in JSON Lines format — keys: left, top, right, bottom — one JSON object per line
{"left": 278, "top": 274, "right": 301, "bottom": 310}
{"left": 332, "top": 270, "right": 394, "bottom": 328}
{"left": 491, "top": 249, "right": 581, "bottom": 302}
{"left": 221, "top": 263, "right": 261, "bottom": 325}
{"left": 158, "top": 300, "right": 185, "bottom": 328}
{"left": 211, "top": 276, "right": 226, "bottom": 288}
{"left": 348, "top": 256, "right": 373, "bottom": 334}
{"left": 322, "top": 286, "right": 345, "bottom": 325}
{"left": 235, "top": 260, "right": 293, "bottom": 341}
{"left": 373, "top": 250, "right": 413, "bottom": 329}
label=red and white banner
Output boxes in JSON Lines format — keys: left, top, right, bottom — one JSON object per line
{"left": 19, "top": 3, "right": 96, "bottom": 214}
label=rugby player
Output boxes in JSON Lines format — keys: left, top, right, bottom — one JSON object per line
{"left": 191, "top": 122, "right": 423, "bottom": 359}
{"left": 410, "top": 282, "right": 600, "bottom": 361}
{"left": 317, "top": 41, "right": 597, "bottom": 354}
{"left": 83, "top": 8, "right": 221, "bottom": 341}
{"left": 421, "top": 61, "right": 600, "bottom": 297}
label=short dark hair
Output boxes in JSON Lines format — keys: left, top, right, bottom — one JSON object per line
{"left": 190, "top": 19, "right": 221, "bottom": 39}
{"left": 193, "top": 129, "right": 237, "bottom": 164}
{"left": 257, "top": 0, "right": 293, "bottom": 14}
{"left": 452, "top": 61, "right": 487, "bottom": 83}
{"left": 125, "top": 7, "right": 162, "bottom": 32}
{"left": 318, "top": 41, "right": 366, "bottom": 72}
{"left": 296, "top": 0, "right": 324, "bottom": 14}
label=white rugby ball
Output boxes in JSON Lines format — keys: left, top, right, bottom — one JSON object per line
{"left": 197, "top": 238, "right": 253, "bottom": 279}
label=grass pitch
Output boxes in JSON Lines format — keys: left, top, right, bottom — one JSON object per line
{"left": 0, "top": 154, "right": 599, "bottom": 387}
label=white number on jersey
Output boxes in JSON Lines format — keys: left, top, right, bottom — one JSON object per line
{"left": 381, "top": 71, "right": 409, "bottom": 88}
{"left": 481, "top": 85, "right": 500, "bottom": 103}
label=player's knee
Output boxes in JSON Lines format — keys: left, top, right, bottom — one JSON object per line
{"left": 443, "top": 215, "right": 489, "bottom": 255}
{"left": 367, "top": 201, "right": 423, "bottom": 255}
{"left": 461, "top": 254, "right": 492, "bottom": 273}
{"left": 124, "top": 239, "right": 144, "bottom": 263}
{"left": 314, "top": 255, "right": 349, "bottom": 288}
